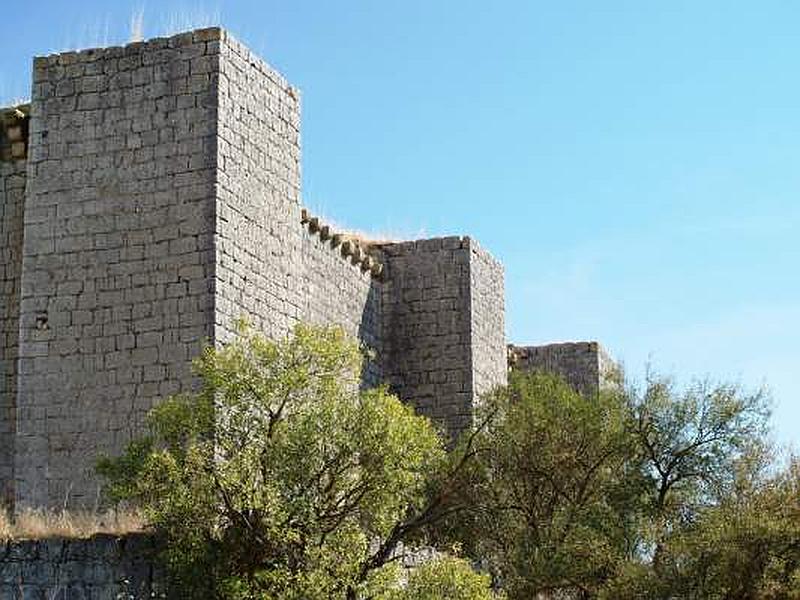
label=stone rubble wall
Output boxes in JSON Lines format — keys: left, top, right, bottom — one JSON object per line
{"left": 15, "top": 30, "right": 220, "bottom": 509}
{"left": 0, "top": 534, "right": 163, "bottom": 599}
{"left": 0, "top": 159, "right": 26, "bottom": 508}
{"left": 0, "top": 534, "right": 446, "bottom": 599}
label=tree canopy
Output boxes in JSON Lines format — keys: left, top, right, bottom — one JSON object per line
{"left": 98, "top": 323, "right": 496, "bottom": 599}
{"left": 98, "top": 323, "right": 796, "bottom": 600}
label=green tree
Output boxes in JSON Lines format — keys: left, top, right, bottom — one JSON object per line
{"left": 435, "top": 371, "right": 643, "bottom": 599}
{"left": 628, "top": 376, "right": 771, "bottom": 566}
{"left": 598, "top": 376, "right": 777, "bottom": 599}
{"left": 670, "top": 456, "right": 800, "bottom": 599}
{"left": 602, "top": 455, "right": 800, "bottom": 600}
{"left": 98, "top": 323, "right": 487, "bottom": 599}
{"left": 385, "top": 556, "right": 501, "bottom": 600}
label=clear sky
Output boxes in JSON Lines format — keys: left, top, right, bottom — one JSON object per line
{"left": 2, "top": 1, "right": 798, "bottom": 447}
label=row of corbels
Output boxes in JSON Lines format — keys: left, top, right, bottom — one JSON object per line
{"left": 1, "top": 104, "right": 30, "bottom": 161}
{"left": 301, "top": 208, "right": 385, "bottom": 280}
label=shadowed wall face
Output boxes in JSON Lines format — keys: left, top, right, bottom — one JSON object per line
{"left": 0, "top": 534, "right": 162, "bottom": 597}
{"left": 0, "top": 159, "right": 26, "bottom": 507}
{"left": 15, "top": 31, "right": 220, "bottom": 509}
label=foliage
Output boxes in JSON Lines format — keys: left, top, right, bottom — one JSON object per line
{"left": 384, "top": 556, "right": 501, "bottom": 600}
{"left": 628, "top": 375, "right": 772, "bottom": 568}
{"left": 434, "top": 371, "right": 644, "bottom": 598}
{"left": 602, "top": 455, "right": 800, "bottom": 600}
{"left": 666, "top": 454, "right": 800, "bottom": 599}
{"left": 631, "top": 376, "right": 770, "bottom": 513}
{"left": 97, "top": 320, "right": 794, "bottom": 600}
{"left": 432, "top": 370, "right": 785, "bottom": 600}
{"left": 98, "top": 323, "right": 450, "bottom": 599}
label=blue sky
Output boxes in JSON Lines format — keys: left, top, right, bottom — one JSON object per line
{"left": 2, "top": 2, "right": 798, "bottom": 446}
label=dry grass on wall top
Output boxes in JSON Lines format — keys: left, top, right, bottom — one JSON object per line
{"left": 0, "top": 509, "right": 145, "bottom": 541}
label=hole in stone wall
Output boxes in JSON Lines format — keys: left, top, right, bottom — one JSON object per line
{"left": 35, "top": 313, "right": 49, "bottom": 330}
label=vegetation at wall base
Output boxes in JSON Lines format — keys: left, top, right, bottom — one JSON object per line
{"left": 98, "top": 323, "right": 799, "bottom": 599}
{"left": 431, "top": 370, "right": 798, "bottom": 599}
{"left": 97, "top": 323, "right": 499, "bottom": 599}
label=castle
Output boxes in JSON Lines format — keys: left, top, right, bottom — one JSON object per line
{"left": 0, "top": 28, "right": 612, "bottom": 511}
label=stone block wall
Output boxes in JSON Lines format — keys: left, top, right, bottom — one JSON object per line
{"left": 381, "top": 237, "right": 506, "bottom": 435}
{"left": 509, "top": 342, "right": 615, "bottom": 398}
{"left": 2, "top": 27, "right": 610, "bottom": 513}
{"left": 15, "top": 31, "right": 220, "bottom": 509}
{"left": 0, "top": 534, "right": 163, "bottom": 599}
{"left": 468, "top": 239, "right": 507, "bottom": 403}
{"left": 301, "top": 226, "right": 383, "bottom": 386}
{"left": 0, "top": 159, "right": 27, "bottom": 508}
{"left": 381, "top": 237, "right": 473, "bottom": 434}
{"left": 214, "top": 31, "right": 303, "bottom": 345}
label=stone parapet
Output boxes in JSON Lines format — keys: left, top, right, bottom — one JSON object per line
{"left": 300, "top": 208, "right": 385, "bottom": 279}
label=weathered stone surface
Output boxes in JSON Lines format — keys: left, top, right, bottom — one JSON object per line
{"left": 14, "top": 31, "right": 219, "bottom": 509}
{"left": 0, "top": 160, "right": 26, "bottom": 507}
{"left": 213, "top": 30, "right": 303, "bottom": 345}
{"left": 0, "top": 534, "right": 164, "bottom": 599}
{"left": 380, "top": 236, "right": 506, "bottom": 436}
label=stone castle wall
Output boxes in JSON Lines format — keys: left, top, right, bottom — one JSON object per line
{"left": 14, "top": 31, "right": 220, "bottom": 508}
{"left": 301, "top": 226, "right": 384, "bottom": 385}
{"left": 0, "top": 160, "right": 26, "bottom": 508}
{"left": 214, "top": 32, "right": 304, "bottom": 345}
{"left": 0, "top": 27, "right": 608, "bottom": 512}
{"left": 380, "top": 237, "right": 475, "bottom": 433}
{"left": 380, "top": 237, "right": 506, "bottom": 435}
{"left": 469, "top": 239, "right": 507, "bottom": 403}
{"left": 509, "top": 341, "right": 615, "bottom": 398}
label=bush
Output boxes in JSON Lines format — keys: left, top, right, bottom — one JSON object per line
{"left": 98, "top": 323, "right": 447, "bottom": 599}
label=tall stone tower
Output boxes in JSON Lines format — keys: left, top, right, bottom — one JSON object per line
{"left": 0, "top": 29, "right": 508, "bottom": 510}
